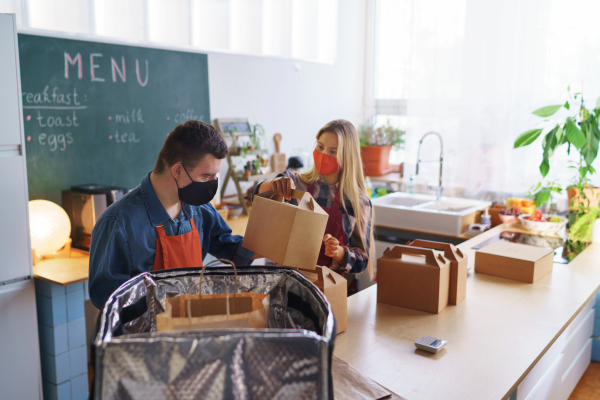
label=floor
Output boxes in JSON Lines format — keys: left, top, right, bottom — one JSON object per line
{"left": 569, "top": 361, "right": 600, "bottom": 399}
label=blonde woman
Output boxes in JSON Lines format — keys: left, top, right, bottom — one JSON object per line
{"left": 255, "top": 119, "right": 374, "bottom": 277}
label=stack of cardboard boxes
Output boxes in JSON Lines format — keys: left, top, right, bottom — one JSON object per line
{"left": 377, "top": 240, "right": 468, "bottom": 313}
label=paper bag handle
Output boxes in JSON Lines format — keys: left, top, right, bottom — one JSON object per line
{"left": 186, "top": 278, "right": 231, "bottom": 322}
{"left": 188, "top": 259, "right": 238, "bottom": 317}
{"left": 384, "top": 245, "right": 445, "bottom": 266}
{"left": 263, "top": 189, "right": 307, "bottom": 202}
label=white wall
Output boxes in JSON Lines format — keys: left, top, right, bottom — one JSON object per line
{"left": 209, "top": 0, "right": 366, "bottom": 195}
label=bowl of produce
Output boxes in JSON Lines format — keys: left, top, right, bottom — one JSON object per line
{"left": 499, "top": 207, "right": 523, "bottom": 225}
{"left": 518, "top": 211, "right": 567, "bottom": 234}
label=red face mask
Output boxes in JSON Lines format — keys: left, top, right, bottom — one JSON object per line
{"left": 313, "top": 149, "right": 340, "bottom": 175}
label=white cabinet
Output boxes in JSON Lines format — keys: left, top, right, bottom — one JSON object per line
{"left": 0, "top": 14, "right": 22, "bottom": 146}
{"left": 0, "top": 280, "right": 42, "bottom": 400}
{"left": 516, "top": 297, "right": 594, "bottom": 400}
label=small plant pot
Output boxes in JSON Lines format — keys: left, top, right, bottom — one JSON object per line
{"left": 567, "top": 185, "right": 600, "bottom": 210}
{"left": 361, "top": 145, "right": 392, "bottom": 176}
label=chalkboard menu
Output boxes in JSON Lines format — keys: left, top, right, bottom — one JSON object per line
{"left": 18, "top": 34, "right": 211, "bottom": 204}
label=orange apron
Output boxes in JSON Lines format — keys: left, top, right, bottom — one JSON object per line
{"left": 153, "top": 217, "right": 203, "bottom": 270}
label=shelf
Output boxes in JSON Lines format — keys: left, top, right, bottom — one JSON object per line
{"left": 229, "top": 148, "right": 269, "bottom": 157}
{"left": 238, "top": 172, "right": 278, "bottom": 182}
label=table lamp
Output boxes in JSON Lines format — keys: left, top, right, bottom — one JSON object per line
{"left": 28, "top": 200, "right": 72, "bottom": 264}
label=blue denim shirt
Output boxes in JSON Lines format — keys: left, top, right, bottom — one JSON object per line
{"left": 88, "top": 171, "right": 253, "bottom": 309}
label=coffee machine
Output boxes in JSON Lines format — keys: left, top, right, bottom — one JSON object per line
{"left": 62, "top": 184, "right": 128, "bottom": 250}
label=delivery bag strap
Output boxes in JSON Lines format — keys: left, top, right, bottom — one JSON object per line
{"left": 384, "top": 244, "right": 445, "bottom": 266}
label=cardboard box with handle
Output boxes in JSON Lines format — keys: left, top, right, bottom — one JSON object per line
{"left": 377, "top": 245, "right": 451, "bottom": 314}
{"left": 243, "top": 189, "right": 328, "bottom": 271}
{"left": 408, "top": 240, "right": 467, "bottom": 305}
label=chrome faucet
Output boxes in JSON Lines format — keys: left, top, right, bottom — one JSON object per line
{"left": 415, "top": 132, "right": 444, "bottom": 201}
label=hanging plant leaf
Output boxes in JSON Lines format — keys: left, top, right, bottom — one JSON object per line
{"left": 564, "top": 100, "right": 570, "bottom": 110}
{"left": 565, "top": 119, "right": 586, "bottom": 149}
{"left": 539, "top": 158, "right": 550, "bottom": 177}
{"left": 554, "top": 125, "right": 564, "bottom": 144}
{"left": 514, "top": 128, "right": 543, "bottom": 148}
{"left": 581, "top": 118, "right": 600, "bottom": 165}
{"left": 542, "top": 126, "right": 559, "bottom": 159}
{"left": 532, "top": 105, "right": 563, "bottom": 117}
{"left": 534, "top": 188, "right": 552, "bottom": 207}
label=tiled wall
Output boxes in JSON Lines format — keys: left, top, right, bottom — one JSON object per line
{"left": 35, "top": 279, "right": 89, "bottom": 400}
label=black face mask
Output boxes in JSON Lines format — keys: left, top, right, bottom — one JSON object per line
{"left": 176, "top": 164, "right": 218, "bottom": 206}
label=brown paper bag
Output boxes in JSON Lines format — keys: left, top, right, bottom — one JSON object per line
{"left": 156, "top": 261, "right": 269, "bottom": 332}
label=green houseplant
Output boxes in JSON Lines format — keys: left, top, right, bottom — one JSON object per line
{"left": 514, "top": 87, "right": 600, "bottom": 213}
{"left": 568, "top": 206, "right": 600, "bottom": 243}
{"left": 359, "top": 122, "right": 406, "bottom": 176}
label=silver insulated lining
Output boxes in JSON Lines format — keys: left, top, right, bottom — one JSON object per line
{"left": 94, "top": 266, "right": 336, "bottom": 400}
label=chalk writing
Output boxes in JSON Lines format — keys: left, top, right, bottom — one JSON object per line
{"left": 115, "top": 109, "right": 144, "bottom": 124}
{"left": 174, "top": 109, "right": 202, "bottom": 123}
{"left": 113, "top": 131, "right": 141, "bottom": 143}
{"left": 38, "top": 132, "right": 74, "bottom": 151}
{"left": 63, "top": 51, "right": 149, "bottom": 86}
{"left": 22, "top": 86, "right": 81, "bottom": 106}
{"left": 36, "top": 110, "right": 79, "bottom": 128}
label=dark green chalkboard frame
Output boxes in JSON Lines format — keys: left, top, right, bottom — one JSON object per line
{"left": 18, "top": 33, "right": 210, "bottom": 204}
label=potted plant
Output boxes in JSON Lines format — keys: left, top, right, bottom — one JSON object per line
{"left": 513, "top": 87, "right": 600, "bottom": 215}
{"left": 568, "top": 206, "right": 600, "bottom": 244}
{"left": 359, "top": 122, "right": 405, "bottom": 176}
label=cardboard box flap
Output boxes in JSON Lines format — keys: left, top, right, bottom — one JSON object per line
{"left": 409, "top": 239, "right": 465, "bottom": 262}
{"left": 477, "top": 241, "right": 553, "bottom": 262}
{"left": 256, "top": 189, "right": 327, "bottom": 214}
{"left": 382, "top": 245, "right": 448, "bottom": 268}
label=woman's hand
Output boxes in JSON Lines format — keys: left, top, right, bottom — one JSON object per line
{"left": 323, "top": 234, "right": 346, "bottom": 264}
{"left": 271, "top": 176, "right": 296, "bottom": 200}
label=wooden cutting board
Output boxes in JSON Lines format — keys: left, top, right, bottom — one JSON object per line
{"left": 271, "top": 133, "right": 286, "bottom": 174}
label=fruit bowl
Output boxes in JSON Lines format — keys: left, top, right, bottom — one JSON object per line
{"left": 518, "top": 214, "right": 567, "bottom": 234}
{"left": 499, "top": 214, "right": 520, "bottom": 225}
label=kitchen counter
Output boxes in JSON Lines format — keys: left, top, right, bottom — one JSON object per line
{"left": 334, "top": 224, "right": 600, "bottom": 400}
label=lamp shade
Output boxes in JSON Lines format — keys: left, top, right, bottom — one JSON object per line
{"left": 28, "top": 200, "right": 71, "bottom": 257}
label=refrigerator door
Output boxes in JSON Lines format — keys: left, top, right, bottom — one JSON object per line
{"left": 0, "top": 154, "right": 32, "bottom": 283}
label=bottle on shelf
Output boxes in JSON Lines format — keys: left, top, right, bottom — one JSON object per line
{"left": 365, "top": 177, "right": 373, "bottom": 198}
{"left": 406, "top": 175, "right": 415, "bottom": 194}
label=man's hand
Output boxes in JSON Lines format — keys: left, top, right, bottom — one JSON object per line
{"left": 323, "top": 234, "right": 346, "bottom": 264}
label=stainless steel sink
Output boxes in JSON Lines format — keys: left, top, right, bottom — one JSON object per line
{"left": 372, "top": 192, "right": 491, "bottom": 236}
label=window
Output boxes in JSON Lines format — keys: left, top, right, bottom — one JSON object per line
{"left": 6, "top": 0, "right": 338, "bottom": 64}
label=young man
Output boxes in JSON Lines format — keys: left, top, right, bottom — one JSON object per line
{"left": 88, "top": 120, "right": 253, "bottom": 309}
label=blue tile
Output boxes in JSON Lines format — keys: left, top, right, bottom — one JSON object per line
{"left": 67, "top": 318, "right": 86, "bottom": 349}
{"left": 36, "top": 279, "right": 66, "bottom": 298}
{"left": 43, "top": 380, "right": 71, "bottom": 400}
{"left": 69, "top": 346, "right": 88, "bottom": 378}
{"left": 66, "top": 290, "right": 84, "bottom": 322}
{"left": 70, "top": 373, "right": 89, "bottom": 400}
{"left": 66, "top": 282, "right": 83, "bottom": 293}
{"left": 37, "top": 293, "right": 67, "bottom": 327}
{"left": 41, "top": 351, "right": 70, "bottom": 384}
{"left": 592, "top": 337, "right": 600, "bottom": 362}
{"left": 594, "top": 317, "right": 600, "bottom": 337}
{"left": 39, "top": 322, "right": 69, "bottom": 356}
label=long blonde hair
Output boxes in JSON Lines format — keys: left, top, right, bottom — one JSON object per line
{"left": 301, "top": 120, "right": 375, "bottom": 278}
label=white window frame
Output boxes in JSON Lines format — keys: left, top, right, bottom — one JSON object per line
{"left": 363, "top": 0, "right": 407, "bottom": 126}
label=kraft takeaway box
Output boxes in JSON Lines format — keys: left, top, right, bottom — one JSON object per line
{"left": 299, "top": 266, "right": 348, "bottom": 333}
{"left": 408, "top": 240, "right": 467, "bottom": 305}
{"left": 475, "top": 241, "right": 553, "bottom": 283}
{"left": 243, "top": 189, "right": 328, "bottom": 271}
{"left": 377, "top": 245, "right": 451, "bottom": 314}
